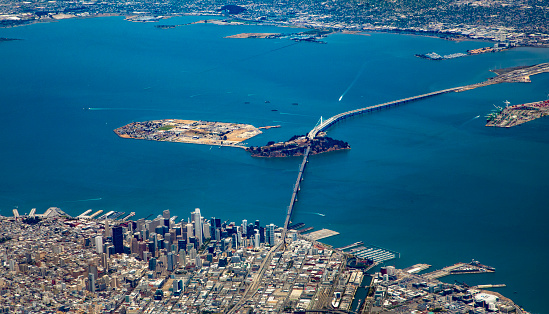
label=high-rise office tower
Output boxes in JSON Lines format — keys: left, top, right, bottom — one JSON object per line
{"left": 149, "top": 257, "right": 157, "bottom": 271}
{"left": 185, "top": 223, "right": 193, "bottom": 242}
{"left": 266, "top": 224, "right": 275, "bottom": 246}
{"left": 163, "top": 209, "right": 170, "bottom": 219}
{"left": 259, "top": 226, "right": 265, "bottom": 243}
{"left": 192, "top": 208, "right": 202, "bottom": 246}
{"left": 241, "top": 219, "right": 247, "bottom": 236}
{"left": 178, "top": 249, "right": 186, "bottom": 267}
{"left": 254, "top": 230, "right": 260, "bottom": 248}
{"left": 167, "top": 252, "right": 174, "bottom": 271}
{"left": 104, "top": 220, "right": 111, "bottom": 237}
{"left": 88, "top": 273, "right": 95, "bottom": 293}
{"left": 112, "top": 226, "right": 124, "bottom": 254}
{"left": 203, "top": 221, "right": 211, "bottom": 240}
{"left": 131, "top": 237, "right": 139, "bottom": 254}
{"left": 95, "top": 235, "right": 103, "bottom": 254}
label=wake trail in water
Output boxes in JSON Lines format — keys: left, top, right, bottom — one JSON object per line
{"left": 302, "top": 211, "right": 326, "bottom": 217}
{"left": 88, "top": 108, "right": 157, "bottom": 111}
{"left": 459, "top": 115, "right": 481, "bottom": 127}
{"left": 339, "top": 60, "right": 370, "bottom": 102}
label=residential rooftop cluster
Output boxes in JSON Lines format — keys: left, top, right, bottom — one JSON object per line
{"left": 0, "top": 216, "right": 148, "bottom": 313}
{"left": 1, "top": 0, "right": 549, "bottom": 46}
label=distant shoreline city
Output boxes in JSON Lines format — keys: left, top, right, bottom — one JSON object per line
{"left": 1, "top": 0, "right": 549, "bottom": 48}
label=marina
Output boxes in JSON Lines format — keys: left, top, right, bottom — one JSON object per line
{"left": 339, "top": 244, "right": 400, "bottom": 264}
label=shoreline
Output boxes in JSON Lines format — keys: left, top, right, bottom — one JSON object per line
{"left": 2, "top": 13, "right": 548, "bottom": 48}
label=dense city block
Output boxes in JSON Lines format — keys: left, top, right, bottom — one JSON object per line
{"left": 0, "top": 208, "right": 530, "bottom": 313}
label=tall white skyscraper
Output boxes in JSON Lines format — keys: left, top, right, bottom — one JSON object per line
{"left": 186, "top": 223, "right": 193, "bottom": 242}
{"left": 104, "top": 220, "right": 111, "bottom": 237}
{"left": 192, "top": 208, "right": 203, "bottom": 246}
{"left": 95, "top": 235, "right": 103, "bottom": 254}
{"left": 203, "top": 221, "right": 211, "bottom": 240}
{"left": 178, "top": 249, "right": 186, "bottom": 267}
{"left": 254, "top": 230, "right": 260, "bottom": 248}
{"left": 242, "top": 219, "right": 247, "bottom": 236}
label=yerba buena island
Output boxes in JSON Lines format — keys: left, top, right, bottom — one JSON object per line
{"left": 2, "top": 0, "right": 549, "bottom": 312}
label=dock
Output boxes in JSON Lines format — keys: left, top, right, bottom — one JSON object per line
{"left": 88, "top": 210, "right": 103, "bottom": 219}
{"left": 302, "top": 228, "right": 340, "bottom": 241}
{"left": 476, "top": 284, "right": 506, "bottom": 289}
{"left": 297, "top": 226, "right": 314, "bottom": 234}
{"left": 288, "top": 222, "right": 306, "bottom": 230}
{"left": 77, "top": 209, "right": 92, "bottom": 218}
{"left": 337, "top": 241, "right": 363, "bottom": 251}
{"left": 423, "top": 262, "right": 495, "bottom": 280}
{"left": 121, "top": 212, "right": 135, "bottom": 221}
{"left": 403, "top": 263, "right": 431, "bottom": 274}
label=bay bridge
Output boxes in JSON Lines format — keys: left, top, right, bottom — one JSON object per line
{"left": 307, "top": 86, "right": 463, "bottom": 139}
{"left": 285, "top": 62, "right": 549, "bottom": 236}
{"left": 232, "top": 63, "right": 549, "bottom": 313}
{"left": 283, "top": 85, "right": 465, "bottom": 237}
{"left": 307, "top": 62, "right": 549, "bottom": 140}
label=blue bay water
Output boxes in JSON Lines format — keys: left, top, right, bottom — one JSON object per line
{"left": 1, "top": 16, "right": 548, "bottom": 312}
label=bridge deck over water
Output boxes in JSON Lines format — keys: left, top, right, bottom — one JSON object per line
{"left": 282, "top": 144, "right": 311, "bottom": 240}
{"left": 308, "top": 87, "right": 463, "bottom": 139}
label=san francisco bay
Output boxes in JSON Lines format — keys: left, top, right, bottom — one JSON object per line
{"left": 1, "top": 16, "right": 548, "bottom": 312}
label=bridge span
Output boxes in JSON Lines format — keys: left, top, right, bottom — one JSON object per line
{"left": 282, "top": 143, "right": 311, "bottom": 241}
{"left": 308, "top": 86, "right": 463, "bottom": 139}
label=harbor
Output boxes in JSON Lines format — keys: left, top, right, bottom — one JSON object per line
{"left": 486, "top": 100, "right": 549, "bottom": 127}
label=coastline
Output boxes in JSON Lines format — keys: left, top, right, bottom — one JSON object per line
{"left": 3, "top": 13, "right": 548, "bottom": 48}
{"left": 0, "top": 12, "right": 544, "bottom": 314}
